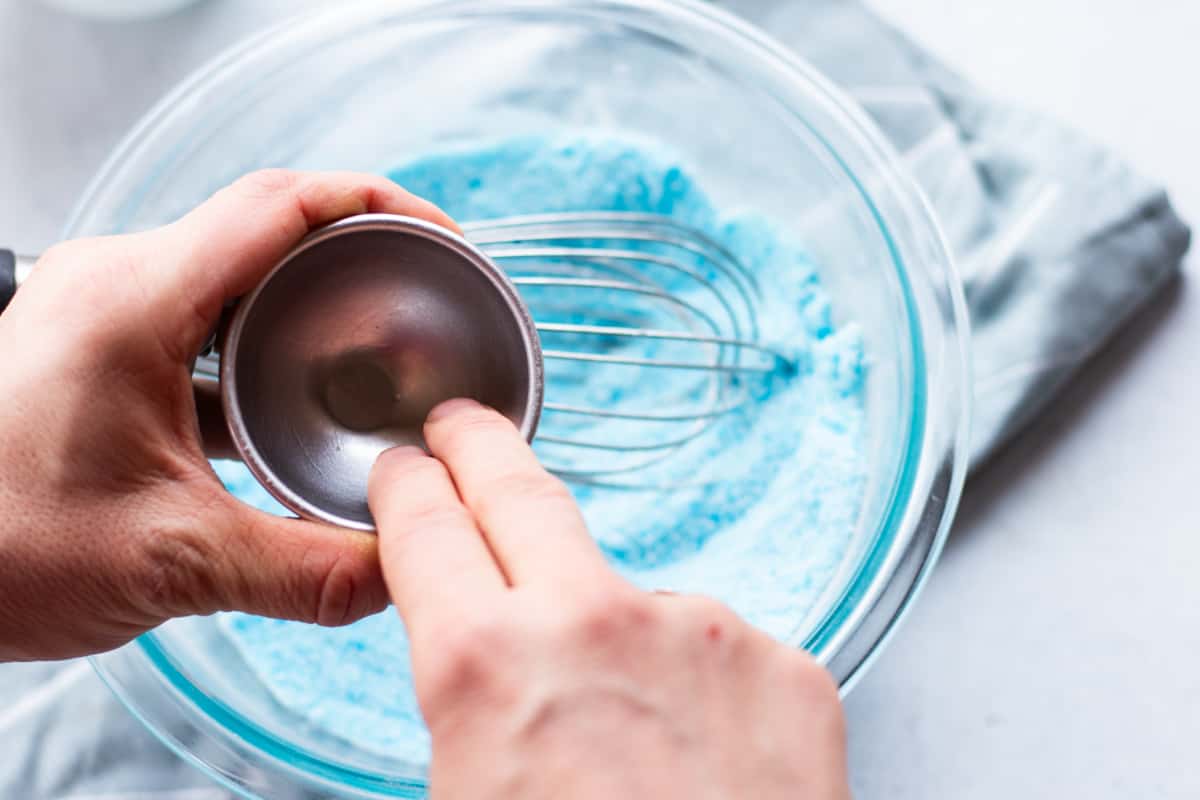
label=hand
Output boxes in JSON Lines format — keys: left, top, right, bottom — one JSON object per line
{"left": 369, "top": 399, "right": 851, "bottom": 800}
{"left": 0, "top": 169, "right": 458, "bottom": 661}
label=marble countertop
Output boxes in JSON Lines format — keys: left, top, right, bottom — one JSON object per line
{"left": 2, "top": 1, "right": 1196, "bottom": 797}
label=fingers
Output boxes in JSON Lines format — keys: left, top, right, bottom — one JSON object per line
{"left": 368, "top": 446, "right": 506, "bottom": 635}
{"left": 140, "top": 169, "right": 460, "bottom": 358}
{"left": 423, "top": 398, "right": 614, "bottom": 587}
{"left": 208, "top": 396, "right": 612, "bottom": 629}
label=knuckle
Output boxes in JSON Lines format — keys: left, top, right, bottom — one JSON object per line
{"left": 680, "top": 593, "right": 737, "bottom": 625}
{"left": 30, "top": 237, "right": 162, "bottom": 341}
{"left": 421, "top": 613, "right": 511, "bottom": 707}
{"left": 36, "top": 238, "right": 123, "bottom": 297}
{"left": 231, "top": 168, "right": 300, "bottom": 199}
{"left": 570, "top": 586, "right": 657, "bottom": 645}
{"left": 131, "top": 524, "right": 222, "bottom": 619}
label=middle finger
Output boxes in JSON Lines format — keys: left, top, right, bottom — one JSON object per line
{"left": 423, "top": 398, "right": 613, "bottom": 588}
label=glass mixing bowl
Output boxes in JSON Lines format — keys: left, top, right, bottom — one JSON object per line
{"left": 79, "top": 1, "right": 970, "bottom": 796}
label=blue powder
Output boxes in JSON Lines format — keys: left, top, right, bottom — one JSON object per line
{"left": 212, "top": 134, "right": 868, "bottom": 766}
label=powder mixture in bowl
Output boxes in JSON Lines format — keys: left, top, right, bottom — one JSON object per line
{"left": 213, "top": 134, "right": 868, "bottom": 765}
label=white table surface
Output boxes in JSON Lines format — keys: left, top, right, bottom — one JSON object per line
{"left": 2, "top": 1, "right": 1197, "bottom": 798}
{"left": 853, "top": 3, "right": 1199, "bottom": 798}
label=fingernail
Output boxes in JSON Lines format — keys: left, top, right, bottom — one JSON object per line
{"left": 370, "top": 445, "right": 428, "bottom": 487}
{"left": 426, "top": 397, "right": 484, "bottom": 423}
{"left": 379, "top": 445, "right": 427, "bottom": 463}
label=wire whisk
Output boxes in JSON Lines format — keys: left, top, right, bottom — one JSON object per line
{"left": 188, "top": 212, "right": 793, "bottom": 485}
{"left": 463, "top": 212, "right": 793, "bottom": 484}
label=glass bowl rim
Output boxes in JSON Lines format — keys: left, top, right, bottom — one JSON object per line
{"left": 82, "top": 0, "right": 972, "bottom": 795}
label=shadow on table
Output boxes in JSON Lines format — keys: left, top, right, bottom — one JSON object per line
{"left": 947, "top": 273, "right": 1187, "bottom": 549}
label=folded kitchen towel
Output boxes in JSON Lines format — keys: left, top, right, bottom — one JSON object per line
{"left": 719, "top": 0, "right": 1191, "bottom": 465}
{"left": 0, "top": 2, "right": 1190, "bottom": 799}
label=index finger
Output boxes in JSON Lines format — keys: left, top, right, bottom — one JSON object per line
{"left": 368, "top": 445, "right": 507, "bottom": 636}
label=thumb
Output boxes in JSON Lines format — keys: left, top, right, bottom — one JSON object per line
{"left": 197, "top": 501, "right": 390, "bottom": 626}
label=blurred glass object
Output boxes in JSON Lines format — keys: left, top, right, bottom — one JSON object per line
{"left": 41, "top": 0, "right": 203, "bottom": 20}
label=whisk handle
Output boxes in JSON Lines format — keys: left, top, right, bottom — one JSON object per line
{"left": 0, "top": 250, "right": 13, "bottom": 312}
{"left": 0, "top": 249, "right": 36, "bottom": 314}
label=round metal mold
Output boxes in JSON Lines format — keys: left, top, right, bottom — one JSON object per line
{"left": 220, "top": 213, "right": 544, "bottom": 531}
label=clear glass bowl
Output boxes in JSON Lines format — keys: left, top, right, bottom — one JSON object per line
{"left": 78, "top": 1, "right": 970, "bottom": 797}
